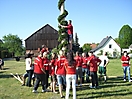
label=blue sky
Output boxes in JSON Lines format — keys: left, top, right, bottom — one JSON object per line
{"left": 0, "top": 0, "right": 132, "bottom": 46}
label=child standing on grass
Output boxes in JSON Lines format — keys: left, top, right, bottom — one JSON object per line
{"left": 65, "top": 50, "right": 76, "bottom": 99}
{"left": 87, "top": 51, "right": 101, "bottom": 88}
{"left": 98, "top": 51, "right": 109, "bottom": 82}
{"left": 121, "top": 51, "right": 132, "bottom": 82}
{"left": 49, "top": 53, "right": 58, "bottom": 93}
{"left": 32, "top": 52, "right": 46, "bottom": 93}
{"left": 0, "top": 58, "right": 4, "bottom": 70}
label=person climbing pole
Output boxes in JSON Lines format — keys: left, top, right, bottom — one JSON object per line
{"left": 60, "top": 20, "right": 73, "bottom": 50}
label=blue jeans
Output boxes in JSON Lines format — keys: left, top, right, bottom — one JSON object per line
{"left": 123, "top": 66, "right": 131, "bottom": 80}
{"left": 82, "top": 68, "right": 89, "bottom": 83}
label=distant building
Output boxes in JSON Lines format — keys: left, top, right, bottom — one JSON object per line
{"left": 91, "top": 36, "right": 121, "bottom": 57}
{"left": 90, "top": 43, "right": 97, "bottom": 49}
{"left": 25, "top": 24, "right": 59, "bottom": 55}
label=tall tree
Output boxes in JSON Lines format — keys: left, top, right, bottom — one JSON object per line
{"left": 82, "top": 43, "right": 92, "bottom": 53}
{"left": 114, "top": 38, "right": 120, "bottom": 44}
{"left": 2, "top": 34, "right": 24, "bottom": 56}
{"left": 118, "top": 25, "right": 132, "bottom": 48}
{"left": 73, "top": 33, "right": 80, "bottom": 53}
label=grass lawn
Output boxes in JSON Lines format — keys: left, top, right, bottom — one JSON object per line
{"left": 0, "top": 59, "right": 132, "bottom": 99}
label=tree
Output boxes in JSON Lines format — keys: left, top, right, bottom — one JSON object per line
{"left": 73, "top": 33, "right": 80, "bottom": 53}
{"left": 2, "top": 34, "right": 24, "bottom": 57}
{"left": 118, "top": 25, "right": 132, "bottom": 48}
{"left": 114, "top": 38, "right": 120, "bottom": 44}
{"left": 82, "top": 43, "right": 92, "bottom": 53}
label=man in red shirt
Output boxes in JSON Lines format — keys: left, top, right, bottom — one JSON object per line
{"left": 32, "top": 52, "right": 46, "bottom": 93}
{"left": 87, "top": 51, "right": 101, "bottom": 88}
{"left": 55, "top": 50, "right": 66, "bottom": 98}
{"left": 60, "top": 20, "right": 73, "bottom": 50}
{"left": 42, "top": 52, "right": 50, "bottom": 89}
{"left": 82, "top": 53, "right": 89, "bottom": 83}
{"left": 121, "top": 51, "right": 132, "bottom": 82}
{"left": 74, "top": 51, "right": 83, "bottom": 86}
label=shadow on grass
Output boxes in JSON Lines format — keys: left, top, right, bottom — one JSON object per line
{"left": 88, "top": 90, "right": 132, "bottom": 99}
{"left": 3, "top": 67, "right": 10, "bottom": 70}
{"left": 0, "top": 74, "right": 13, "bottom": 78}
{"left": 76, "top": 77, "right": 132, "bottom": 98}
{"left": 77, "top": 89, "right": 132, "bottom": 99}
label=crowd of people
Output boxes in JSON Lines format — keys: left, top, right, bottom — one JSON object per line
{"left": 22, "top": 44, "right": 113, "bottom": 99}
{"left": 18, "top": 20, "right": 132, "bottom": 99}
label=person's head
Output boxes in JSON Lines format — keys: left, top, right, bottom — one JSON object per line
{"left": 38, "top": 52, "right": 43, "bottom": 58}
{"left": 82, "top": 53, "right": 86, "bottom": 57}
{"left": 43, "top": 52, "right": 47, "bottom": 58}
{"left": 67, "top": 50, "right": 75, "bottom": 66}
{"left": 123, "top": 51, "right": 128, "bottom": 56}
{"left": 68, "top": 20, "right": 72, "bottom": 24}
{"left": 42, "top": 44, "right": 46, "bottom": 49}
{"left": 51, "top": 53, "right": 57, "bottom": 59}
{"left": 59, "top": 50, "right": 64, "bottom": 56}
{"left": 76, "top": 51, "right": 79, "bottom": 56}
{"left": 25, "top": 53, "right": 32, "bottom": 59}
{"left": 88, "top": 51, "right": 93, "bottom": 56}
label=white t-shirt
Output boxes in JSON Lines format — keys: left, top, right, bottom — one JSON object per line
{"left": 99, "top": 55, "right": 109, "bottom": 67}
{"left": 25, "top": 58, "right": 33, "bottom": 70}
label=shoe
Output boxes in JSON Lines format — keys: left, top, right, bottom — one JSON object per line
{"left": 129, "top": 80, "right": 132, "bottom": 82}
{"left": 89, "top": 85, "right": 95, "bottom": 89}
{"left": 80, "top": 84, "right": 82, "bottom": 87}
{"left": 124, "top": 79, "right": 126, "bottom": 81}
{"left": 32, "top": 90, "right": 38, "bottom": 93}
{"left": 61, "top": 96, "right": 64, "bottom": 98}
{"left": 21, "top": 84, "right": 25, "bottom": 86}
{"left": 95, "top": 86, "right": 100, "bottom": 89}
{"left": 42, "top": 90, "right": 46, "bottom": 93}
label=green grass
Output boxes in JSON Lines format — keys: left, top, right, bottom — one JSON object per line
{"left": 0, "top": 59, "right": 132, "bottom": 99}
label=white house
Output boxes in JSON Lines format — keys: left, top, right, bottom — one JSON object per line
{"left": 91, "top": 36, "right": 121, "bottom": 57}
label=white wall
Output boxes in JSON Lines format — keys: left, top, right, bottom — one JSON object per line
{"left": 94, "top": 38, "right": 121, "bottom": 57}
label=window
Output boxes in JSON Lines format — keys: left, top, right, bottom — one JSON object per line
{"left": 109, "top": 44, "right": 112, "bottom": 48}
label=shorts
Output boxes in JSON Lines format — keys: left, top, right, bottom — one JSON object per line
{"left": 57, "top": 75, "right": 66, "bottom": 85}
{"left": 98, "top": 66, "right": 106, "bottom": 76}
{"left": 51, "top": 75, "right": 57, "bottom": 82}
{"left": 76, "top": 67, "right": 82, "bottom": 79}
{"left": 68, "top": 34, "right": 73, "bottom": 43}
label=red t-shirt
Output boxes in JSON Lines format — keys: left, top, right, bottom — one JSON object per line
{"left": 82, "top": 57, "right": 88, "bottom": 68}
{"left": 65, "top": 60, "right": 76, "bottom": 75}
{"left": 66, "top": 24, "right": 73, "bottom": 35}
{"left": 43, "top": 57, "right": 50, "bottom": 70}
{"left": 49, "top": 59, "right": 57, "bottom": 75}
{"left": 56, "top": 56, "right": 66, "bottom": 75}
{"left": 121, "top": 55, "right": 130, "bottom": 66}
{"left": 87, "top": 55, "right": 101, "bottom": 72}
{"left": 34, "top": 56, "right": 44, "bottom": 74}
{"left": 74, "top": 56, "right": 82, "bottom": 67}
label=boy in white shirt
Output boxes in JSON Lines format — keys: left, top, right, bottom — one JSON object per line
{"left": 99, "top": 52, "right": 109, "bottom": 82}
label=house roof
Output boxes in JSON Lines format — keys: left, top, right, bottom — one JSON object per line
{"left": 25, "top": 24, "right": 58, "bottom": 41}
{"left": 90, "top": 43, "right": 97, "bottom": 49}
{"left": 91, "top": 36, "right": 112, "bottom": 52}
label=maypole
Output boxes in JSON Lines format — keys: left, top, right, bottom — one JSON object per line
{"left": 58, "top": 0, "right": 68, "bottom": 52}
